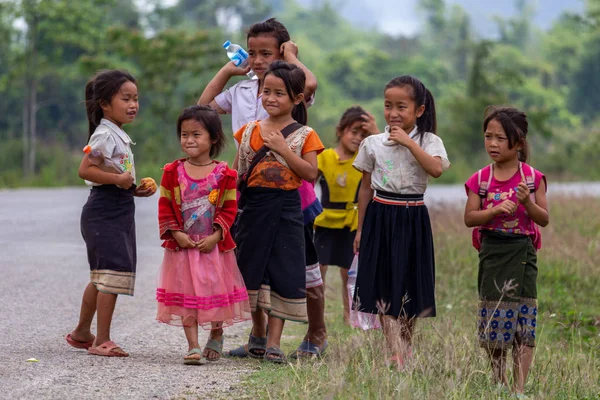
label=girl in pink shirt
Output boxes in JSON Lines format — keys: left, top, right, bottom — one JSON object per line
{"left": 464, "top": 106, "right": 550, "bottom": 394}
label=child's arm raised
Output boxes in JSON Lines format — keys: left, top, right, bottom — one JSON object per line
{"left": 517, "top": 179, "right": 549, "bottom": 227}
{"left": 78, "top": 156, "right": 134, "bottom": 189}
{"left": 198, "top": 62, "right": 250, "bottom": 112}
{"left": 388, "top": 126, "right": 444, "bottom": 178}
{"left": 353, "top": 172, "right": 374, "bottom": 254}
{"left": 281, "top": 41, "right": 318, "bottom": 100}
{"left": 464, "top": 189, "right": 517, "bottom": 227}
{"left": 262, "top": 130, "right": 318, "bottom": 181}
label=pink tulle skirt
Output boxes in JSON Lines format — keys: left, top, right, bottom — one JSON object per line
{"left": 156, "top": 246, "right": 251, "bottom": 329}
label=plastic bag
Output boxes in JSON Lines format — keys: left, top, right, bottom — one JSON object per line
{"left": 348, "top": 254, "right": 381, "bottom": 330}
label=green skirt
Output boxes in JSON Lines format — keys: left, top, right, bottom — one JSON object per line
{"left": 477, "top": 230, "right": 538, "bottom": 349}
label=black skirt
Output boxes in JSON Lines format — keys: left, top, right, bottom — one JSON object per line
{"left": 235, "top": 187, "right": 307, "bottom": 322}
{"left": 353, "top": 192, "right": 436, "bottom": 318}
{"left": 80, "top": 185, "right": 136, "bottom": 296}
{"left": 314, "top": 226, "right": 356, "bottom": 269}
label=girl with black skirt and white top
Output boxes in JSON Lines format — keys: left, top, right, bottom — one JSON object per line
{"left": 65, "top": 70, "right": 156, "bottom": 357}
{"left": 352, "top": 76, "right": 450, "bottom": 370}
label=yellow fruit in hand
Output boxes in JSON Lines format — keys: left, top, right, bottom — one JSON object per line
{"left": 139, "top": 177, "right": 157, "bottom": 192}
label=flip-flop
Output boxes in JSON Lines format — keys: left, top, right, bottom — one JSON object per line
{"left": 88, "top": 341, "right": 129, "bottom": 357}
{"left": 264, "top": 347, "right": 287, "bottom": 364}
{"left": 184, "top": 348, "right": 206, "bottom": 365}
{"left": 203, "top": 337, "right": 224, "bottom": 362}
{"left": 288, "top": 340, "right": 328, "bottom": 359}
{"left": 247, "top": 334, "right": 267, "bottom": 359}
{"left": 65, "top": 333, "right": 94, "bottom": 350}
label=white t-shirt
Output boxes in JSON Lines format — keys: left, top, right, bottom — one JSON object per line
{"left": 85, "top": 118, "right": 136, "bottom": 186}
{"left": 353, "top": 126, "right": 450, "bottom": 194}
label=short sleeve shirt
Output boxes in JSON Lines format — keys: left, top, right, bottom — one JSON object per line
{"left": 85, "top": 119, "right": 136, "bottom": 186}
{"left": 234, "top": 123, "right": 324, "bottom": 190}
{"left": 353, "top": 126, "right": 450, "bottom": 194}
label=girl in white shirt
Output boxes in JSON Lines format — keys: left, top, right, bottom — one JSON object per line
{"left": 352, "top": 76, "right": 450, "bottom": 370}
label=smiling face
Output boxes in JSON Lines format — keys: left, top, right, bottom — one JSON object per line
{"left": 247, "top": 34, "right": 282, "bottom": 80}
{"left": 383, "top": 85, "right": 424, "bottom": 132}
{"left": 338, "top": 120, "right": 369, "bottom": 154}
{"left": 179, "top": 119, "right": 214, "bottom": 159}
{"left": 101, "top": 81, "right": 138, "bottom": 127}
{"left": 484, "top": 118, "right": 521, "bottom": 162}
{"left": 261, "top": 74, "right": 302, "bottom": 119}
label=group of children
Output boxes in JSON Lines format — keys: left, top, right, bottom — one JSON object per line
{"left": 64, "top": 17, "right": 550, "bottom": 394}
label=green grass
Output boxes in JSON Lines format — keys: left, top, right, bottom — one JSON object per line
{"left": 240, "top": 197, "right": 600, "bottom": 399}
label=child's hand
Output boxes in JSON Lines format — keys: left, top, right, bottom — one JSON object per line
{"left": 280, "top": 41, "right": 299, "bottom": 60}
{"left": 353, "top": 230, "right": 361, "bottom": 254}
{"left": 223, "top": 61, "right": 251, "bottom": 77}
{"left": 492, "top": 199, "right": 518, "bottom": 216}
{"left": 387, "top": 126, "right": 412, "bottom": 147}
{"left": 263, "top": 130, "right": 288, "bottom": 154}
{"left": 361, "top": 112, "right": 379, "bottom": 135}
{"left": 115, "top": 172, "right": 135, "bottom": 190}
{"left": 172, "top": 231, "right": 197, "bottom": 249}
{"left": 516, "top": 182, "right": 531, "bottom": 204}
{"left": 197, "top": 231, "right": 220, "bottom": 253}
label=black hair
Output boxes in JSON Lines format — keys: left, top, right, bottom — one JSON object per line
{"left": 176, "top": 105, "right": 226, "bottom": 158}
{"left": 336, "top": 106, "right": 369, "bottom": 141}
{"left": 384, "top": 75, "right": 437, "bottom": 144}
{"left": 85, "top": 69, "right": 136, "bottom": 141}
{"left": 247, "top": 17, "right": 290, "bottom": 47}
{"left": 483, "top": 106, "right": 529, "bottom": 162}
{"left": 264, "top": 61, "right": 307, "bottom": 125}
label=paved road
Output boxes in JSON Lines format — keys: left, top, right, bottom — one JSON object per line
{"left": 0, "top": 188, "right": 253, "bottom": 400}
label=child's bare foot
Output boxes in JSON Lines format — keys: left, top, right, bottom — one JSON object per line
{"left": 203, "top": 328, "right": 224, "bottom": 361}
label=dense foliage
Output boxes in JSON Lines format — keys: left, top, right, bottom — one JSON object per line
{"left": 1, "top": 0, "right": 599, "bottom": 187}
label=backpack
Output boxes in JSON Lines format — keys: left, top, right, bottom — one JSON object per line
{"left": 472, "top": 162, "right": 541, "bottom": 250}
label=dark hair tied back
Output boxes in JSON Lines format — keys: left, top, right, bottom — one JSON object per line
{"left": 483, "top": 106, "right": 529, "bottom": 162}
{"left": 385, "top": 75, "right": 437, "bottom": 144}
{"left": 85, "top": 69, "right": 136, "bottom": 141}
{"left": 264, "top": 61, "right": 307, "bottom": 125}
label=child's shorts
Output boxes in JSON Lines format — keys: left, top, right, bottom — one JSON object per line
{"left": 477, "top": 231, "right": 538, "bottom": 350}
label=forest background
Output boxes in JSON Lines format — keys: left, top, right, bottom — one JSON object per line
{"left": 1, "top": 0, "right": 599, "bottom": 187}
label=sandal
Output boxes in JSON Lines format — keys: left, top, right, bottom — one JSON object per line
{"left": 227, "top": 344, "right": 248, "bottom": 358}
{"left": 203, "top": 337, "right": 224, "bottom": 362}
{"left": 288, "top": 340, "right": 328, "bottom": 360}
{"left": 65, "top": 333, "right": 94, "bottom": 350}
{"left": 184, "top": 348, "right": 206, "bottom": 365}
{"left": 264, "top": 347, "right": 287, "bottom": 364}
{"left": 87, "top": 341, "right": 128, "bottom": 357}
{"left": 247, "top": 334, "right": 267, "bottom": 359}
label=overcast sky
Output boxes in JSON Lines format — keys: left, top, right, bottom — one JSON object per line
{"left": 299, "top": 0, "right": 585, "bottom": 36}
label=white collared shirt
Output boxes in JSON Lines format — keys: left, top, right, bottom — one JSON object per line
{"left": 215, "top": 78, "right": 316, "bottom": 134}
{"left": 85, "top": 118, "right": 136, "bottom": 186}
{"left": 353, "top": 126, "right": 450, "bottom": 194}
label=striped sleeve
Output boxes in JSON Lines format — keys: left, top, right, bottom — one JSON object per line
{"left": 158, "top": 169, "right": 181, "bottom": 239}
{"left": 213, "top": 170, "right": 238, "bottom": 241}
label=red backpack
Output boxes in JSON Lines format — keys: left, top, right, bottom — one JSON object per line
{"left": 472, "top": 162, "right": 541, "bottom": 250}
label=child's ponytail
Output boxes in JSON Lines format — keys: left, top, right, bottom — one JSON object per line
{"left": 419, "top": 88, "right": 437, "bottom": 137}
{"left": 292, "top": 101, "right": 307, "bottom": 125}
{"left": 265, "top": 61, "right": 308, "bottom": 125}
{"left": 85, "top": 78, "right": 102, "bottom": 141}
{"left": 84, "top": 69, "right": 137, "bottom": 142}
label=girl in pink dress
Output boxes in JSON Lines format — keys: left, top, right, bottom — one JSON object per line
{"left": 157, "top": 105, "right": 251, "bottom": 364}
